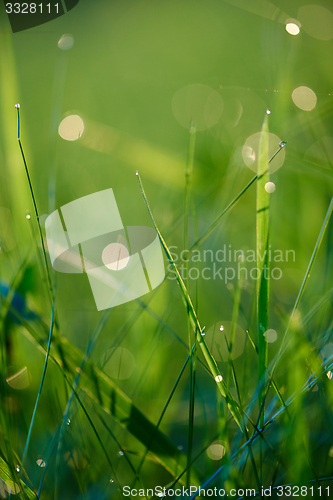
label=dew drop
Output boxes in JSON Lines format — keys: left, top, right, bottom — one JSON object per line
{"left": 215, "top": 375, "right": 223, "bottom": 383}
{"left": 26, "top": 214, "right": 31, "bottom": 220}
{"left": 279, "top": 141, "right": 287, "bottom": 147}
{"left": 266, "top": 109, "right": 271, "bottom": 115}
{"left": 119, "top": 451, "right": 124, "bottom": 456}
{"left": 16, "top": 466, "right": 20, "bottom": 473}
{"left": 66, "top": 419, "right": 71, "bottom": 425}
{"left": 219, "top": 325, "right": 224, "bottom": 331}
{"left": 15, "top": 103, "right": 20, "bottom": 109}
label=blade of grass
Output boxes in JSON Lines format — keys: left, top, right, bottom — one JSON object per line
{"left": 0, "top": 458, "right": 37, "bottom": 499}
{"left": 256, "top": 113, "right": 270, "bottom": 485}
{"left": 190, "top": 142, "right": 286, "bottom": 251}
{"left": 187, "top": 360, "right": 333, "bottom": 499}
{"left": 15, "top": 310, "right": 200, "bottom": 487}
{"left": 258, "top": 195, "right": 333, "bottom": 426}
{"left": 136, "top": 170, "right": 244, "bottom": 430}
{"left": 20, "top": 298, "right": 55, "bottom": 468}
{"left": 15, "top": 105, "right": 54, "bottom": 304}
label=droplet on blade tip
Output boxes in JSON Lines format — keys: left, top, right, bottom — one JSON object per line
{"left": 266, "top": 109, "right": 271, "bottom": 115}
{"left": 15, "top": 103, "right": 20, "bottom": 109}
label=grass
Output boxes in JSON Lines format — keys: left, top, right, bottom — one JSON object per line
{"left": 1, "top": 4, "right": 333, "bottom": 498}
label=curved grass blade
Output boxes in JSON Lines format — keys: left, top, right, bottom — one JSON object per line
{"left": 256, "top": 113, "right": 270, "bottom": 482}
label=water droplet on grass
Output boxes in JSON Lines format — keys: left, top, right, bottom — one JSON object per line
{"left": 265, "top": 182, "right": 276, "bottom": 194}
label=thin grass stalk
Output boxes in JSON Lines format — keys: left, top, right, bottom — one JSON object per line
{"left": 0, "top": 254, "right": 37, "bottom": 500}
{"left": 187, "top": 360, "right": 333, "bottom": 499}
{"left": 258, "top": 196, "right": 333, "bottom": 426}
{"left": 136, "top": 350, "right": 191, "bottom": 476}
{"left": 256, "top": 113, "right": 270, "bottom": 485}
{"left": 53, "top": 308, "right": 112, "bottom": 499}
{"left": 184, "top": 121, "right": 196, "bottom": 487}
{"left": 136, "top": 170, "right": 244, "bottom": 429}
{"left": 15, "top": 105, "right": 54, "bottom": 303}
{"left": 223, "top": 281, "right": 261, "bottom": 494}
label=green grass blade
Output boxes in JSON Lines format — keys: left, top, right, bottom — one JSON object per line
{"left": 0, "top": 458, "right": 37, "bottom": 499}
{"left": 266, "top": 196, "right": 333, "bottom": 386}
{"left": 190, "top": 143, "right": 286, "bottom": 251}
{"left": 256, "top": 113, "right": 270, "bottom": 484}
{"left": 20, "top": 298, "right": 55, "bottom": 469}
{"left": 256, "top": 113, "right": 270, "bottom": 423}
{"left": 183, "top": 122, "right": 196, "bottom": 487}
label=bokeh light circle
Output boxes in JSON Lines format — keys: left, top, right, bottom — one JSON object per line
{"left": 242, "top": 132, "right": 286, "bottom": 173}
{"left": 172, "top": 84, "right": 223, "bottom": 131}
{"left": 58, "top": 115, "right": 85, "bottom": 141}
{"left": 291, "top": 86, "right": 317, "bottom": 111}
{"left": 58, "top": 34, "right": 74, "bottom": 50}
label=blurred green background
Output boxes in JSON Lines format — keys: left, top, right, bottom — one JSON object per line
{"left": 0, "top": 0, "right": 333, "bottom": 498}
